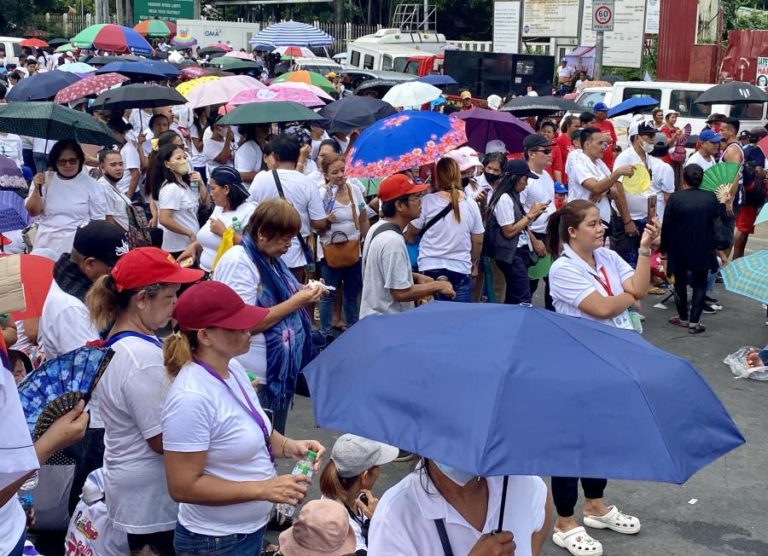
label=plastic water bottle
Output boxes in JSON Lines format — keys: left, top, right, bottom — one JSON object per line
{"left": 231, "top": 216, "right": 242, "bottom": 232}
{"left": 20, "top": 471, "right": 38, "bottom": 491}
{"left": 276, "top": 450, "right": 317, "bottom": 519}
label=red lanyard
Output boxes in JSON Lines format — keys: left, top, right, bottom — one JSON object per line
{"left": 593, "top": 267, "right": 614, "bottom": 297}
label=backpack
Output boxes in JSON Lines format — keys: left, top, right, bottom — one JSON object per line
{"left": 742, "top": 144, "right": 766, "bottom": 207}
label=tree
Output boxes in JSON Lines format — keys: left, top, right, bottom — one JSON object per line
{"left": 722, "top": 0, "right": 768, "bottom": 31}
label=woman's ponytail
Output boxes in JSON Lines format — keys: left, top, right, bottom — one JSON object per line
{"left": 319, "top": 459, "right": 360, "bottom": 502}
{"left": 85, "top": 275, "right": 121, "bottom": 331}
{"left": 164, "top": 329, "right": 197, "bottom": 378}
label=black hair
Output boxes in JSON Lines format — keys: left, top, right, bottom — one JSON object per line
{"left": 0, "top": 82, "right": 6, "bottom": 101}
{"left": 319, "top": 138, "right": 342, "bottom": 154}
{"left": 722, "top": 117, "right": 740, "bottom": 134}
{"left": 48, "top": 139, "right": 85, "bottom": 175}
{"left": 380, "top": 194, "right": 411, "bottom": 217}
{"left": 683, "top": 163, "right": 704, "bottom": 189}
{"left": 98, "top": 148, "right": 121, "bottom": 164}
{"left": 579, "top": 112, "right": 596, "bottom": 125}
{"left": 560, "top": 115, "right": 577, "bottom": 134}
{"left": 144, "top": 132, "right": 184, "bottom": 199}
{"left": 210, "top": 166, "right": 248, "bottom": 210}
{"left": 482, "top": 152, "right": 507, "bottom": 168}
{"left": 487, "top": 172, "right": 525, "bottom": 212}
{"left": 148, "top": 113, "right": 170, "bottom": 131}
{"left": 152, "top": 143, "right": 187, "bottom": 200}
{"left": 579, "top": 126, "right": 600, "bottom": 147}
{"left": 539, "top": 121, "right": 557, "bottom": 133}
{"left": 268, "top": 135, "right": 300, "bottom": 164}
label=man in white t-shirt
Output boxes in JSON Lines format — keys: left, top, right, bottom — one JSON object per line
{"left": 557, "top": 59, "right": 576, "bottom": 89}
{"left": 685, "top": 129, "right": 720, "bottom": 171}
{"left": 360, "top": 174, "right": 455, "bottom": 318}
{"left": 248, "top": 135, "right": 328, "bottom": 280}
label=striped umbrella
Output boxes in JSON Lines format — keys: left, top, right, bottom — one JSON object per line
{"left": 272, "top": 70, "right": 335, "bottom": 94}
{"left": 249, "top": 21, "right": 334, "bottom": 47}
{"left": 721, "top": 251, "right": 768, "bottom": 304}
{"left": 71, "top": 24, "right": 153, "bottom": 55}
{"left": 171, "top": 34, "right": 197, "bottom": 48}
{"left": 134, "top": 19, "right": 176, "bottom": 38}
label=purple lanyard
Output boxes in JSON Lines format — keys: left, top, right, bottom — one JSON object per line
{"left": 106, "top": 331, "right": 163, "bottom": 348}
{"left": 194, "top": 359, "right": 274, "bottom": 463}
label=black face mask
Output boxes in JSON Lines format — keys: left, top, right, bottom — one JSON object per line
{"left": 461, "top": 176, "right": 471, "bottom": 188}
{"left": 484, "top": 172, "right": 501, "bottom": 184}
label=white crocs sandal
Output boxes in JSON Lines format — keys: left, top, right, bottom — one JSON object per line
{"left": 552, "top": 526, "right": 603, "bottom": 556}
{"left": 583, "top": 506, "right": 641, "bottom": 535}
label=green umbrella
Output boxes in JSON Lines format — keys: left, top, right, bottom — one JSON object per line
{"left": 0, "top": 102, "right": 117, "bottom": 146}
{"left": 134, "top": 19, "right": 173, "bottom": 38}
{"left": 218, "top": 101, "right": 322, "bottom": 125}
{"left": 55, "top": 43, "right": 75, "bottom": 53}
{"left": 272, "top": 70, "right": 336, "bottom": 94}
{"left": 208, "top": 57, "right": 261, "bottom": 72}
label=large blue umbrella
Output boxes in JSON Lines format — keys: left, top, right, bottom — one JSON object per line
{"left": 96, "top": 61, "right": 169, "bottom": 81}
{"left": 249, "top": 20, "right": 334, "bottom": 47}
{"left": 607, "top": 97, "right": 659, "bottom": 118}
{"left": 418, "top": 74, "right": 458, "bottom": 87}
{"left": 304, "top": 302, "right": 744, "bottom": 484}
{"left": 5, "top": 72, "right": 82, "bottom": 102}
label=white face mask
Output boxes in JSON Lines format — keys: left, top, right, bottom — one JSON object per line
{"left": 642, "top": 141, "right": 655, "bottom": 154}
{"left": 435, "top": 462, "right": 477, "bottom": 487}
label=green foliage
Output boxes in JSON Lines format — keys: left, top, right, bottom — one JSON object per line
{"left": 1, "top": 0, "right": 93, "bottom": 36}
{"left": 722, "top": 0, "right": 768, "bottom": 31}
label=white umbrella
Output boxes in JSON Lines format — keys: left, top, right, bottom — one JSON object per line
{"left": 382, "top": 82, "right": 442, "bottom": 108}
{"left": 275, "top": 46, "right": 316, "bottom": 59}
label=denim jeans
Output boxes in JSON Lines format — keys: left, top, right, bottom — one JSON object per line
{"left": 319, "top": 259, "right": 362, "bottom": 335}
{"left": 174, "top": 522, "right": 265, "bottom": 556}
{"left": 421, "top": 268, "right": 473, "bottom": 303}
{"left": 495, "top": 251, "right": 532, "bottom": 305}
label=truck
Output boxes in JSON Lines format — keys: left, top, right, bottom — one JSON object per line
{"left": 443, "top": 50, "right": 556, "bottom": 98}
{"left": 346, "top": 28, "right": 446, "bottom": 73}
{"left": 403, "top": 54, "right": 444, "bottom": 76}
{"left": 176, "top": 19, "right": 259, "bottom": 52}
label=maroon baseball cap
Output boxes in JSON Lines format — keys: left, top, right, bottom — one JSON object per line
{"left": 111, "top": 247, "right": 203, "bottom": 292}
{"left": 172, "top": 281, "right": 269, "bottom": 331}
{"left": 377, "top": 173, "right": 428, "bottom": 202}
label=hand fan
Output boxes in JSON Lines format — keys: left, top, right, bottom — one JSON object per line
{"left": 702, "top": 163, "right": 740, "bottom": 194}
{"left": 669, "top": 123, "right": 692, "bottom": 163}
{"left": 622, "top": 163, "right": 651, "bottom": 195}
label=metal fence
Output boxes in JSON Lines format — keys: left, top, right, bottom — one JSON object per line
{"left": 36, "top": 13, "right": 118, "bottom": 37}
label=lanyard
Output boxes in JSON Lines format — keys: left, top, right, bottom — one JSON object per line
{"left": 194, "top": 359, "right": 274, "bottom": 463}
{"left": 106, "top": 331, "right": 162, "bottom": 348}
{"left": 593, "top": 267, "right": 614, "bottom": 297}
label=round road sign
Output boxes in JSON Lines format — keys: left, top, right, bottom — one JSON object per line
{"left": 595, "top": 5, "right": 612, "bottom": 26}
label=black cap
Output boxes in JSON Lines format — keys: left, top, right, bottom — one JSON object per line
{"left": 503, "top": 159, "right": 539, "bottom": 179}
{"left": 523, "top": 134, "right": 553, "bottom": 152}
{"left": 739, "top": 130, "right": 751, "bottom": 140}
{"left": 73, "top": 220, "right": 129, "bottom": 267}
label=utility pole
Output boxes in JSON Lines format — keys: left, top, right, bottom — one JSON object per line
{"left": 594, "top": 30, "right": 604, "bottom": 79}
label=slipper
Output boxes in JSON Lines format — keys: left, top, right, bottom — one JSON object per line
{"left": 583, "top": 506, "right": 641, "bottom": 535}
{"left": 648, "top": 287, "right": 666, "bottom": 295}
{"left": 552, "top": 527, "right": 603, "bottom": 556}
{"left": 688, "top": 323, "right": 706, "bottom": 334}
{"left": 668, "top": 317, "right": 688, "bottom": 328}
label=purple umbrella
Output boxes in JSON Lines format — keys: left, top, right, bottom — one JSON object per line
{"left": 0, "top": 156, "right": 30, "bottom": 233}
{"left": 454, "top": 107, "right": 534, "bottom": 154}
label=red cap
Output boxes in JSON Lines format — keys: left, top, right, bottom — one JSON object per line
{"left": 377, "top": 174, "right": 428, "bottom": 202}
{"left": 172, "top": 281, "right": 269, "bottom": 331}
{"left": 111, "top": 247, "right": 204, "bottom": 292}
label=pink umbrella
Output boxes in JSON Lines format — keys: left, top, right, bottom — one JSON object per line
{"left": 224, "top": 51, "right": 254, "bottom": 61}
{"left": 209, "top": 42, "right": 233, "bottom": 52}
{"left": 230, "top": 85, "right": 324, "bottom": 107}
{"left": 180, "top": 66, "right": 206, "bottom": 79}
{"left": 54, "top": 72, "right": 130, "bottom": 104}
{"left": 268, "top": 81, "right": 333, "bottom": 101}
{"left": 184, "top": 75, "right": 265, "bottom": 108}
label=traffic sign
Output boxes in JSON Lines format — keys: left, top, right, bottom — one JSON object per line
{"left": 593, "top": 0, "right": 615, "bottom": 32}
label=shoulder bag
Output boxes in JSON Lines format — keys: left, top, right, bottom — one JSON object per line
{"left": 272, "top": 169, "right": 315, "bottom": 267}
{"left": 323, "top": 183, "right": 361, "bottom": 269}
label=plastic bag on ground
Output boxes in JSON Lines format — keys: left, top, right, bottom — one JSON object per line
{"left": 723, "top": 347, "right": 768, "bottom": 381}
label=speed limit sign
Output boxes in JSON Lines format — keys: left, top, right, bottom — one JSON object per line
{"left": 593, "top": 0, "right": 615, "bottom": 32}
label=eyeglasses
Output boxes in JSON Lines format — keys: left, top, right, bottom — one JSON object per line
{"left": 57, "top": 158, "right": 79, "bottom": 166}
{"left": 532, "top": 148, "right": 552, "bottom": 155}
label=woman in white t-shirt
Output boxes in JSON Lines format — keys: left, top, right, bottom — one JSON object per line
{"left": 234, "top": 124, "right": 267, "bottom": 184}
{"left": 153, "top": 144, "right": 209, "bottom": 257}
{"left": 546, "top": 199, "right": 657, "bottom": 556}
{"left": 189, "top": 108, "right": 209, "bottom": 182}
{"left": 178, "top": 166, "right": 256, "bottom": 273}
{"left": 203, "top": 121, "right": 234, "bottom": 176}
{"left": 25, "top": 139, "right": 109, "bottom": 256}
{"left": 0, "top": 131, "right": 24, "bottom": 168}
{"left": 86, "top": 247, "right": 203, "bottom": 556}
{"left": 406, "top": 157, "right": 484, "bottom": 303}
{"left": 317, "top": 154, "right": 369, "bottom": 336}
{"left": 161, "top": 280, "right": 325, "bottom": 555}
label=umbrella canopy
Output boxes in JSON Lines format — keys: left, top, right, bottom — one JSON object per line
{"left": 198, "top": 46, "right": 227, "bottom": 57}
{"left": 54, "top": 72, "right": 129, "bottom": 104}
{"left": 144, "top": 60, "right": 182, "bottom": 78}
{"left": 6, "top": 254, "right": 54, "bottom": 321}
{"left": 71, "top": 24, "right": 153, "bottom": 56}
{"left": 133, "top": 19, "right": 175, "bottom": 38}
{"left": 208, "top": 56, "right": 261, "bottom": 72}
{"left": 249, "top": 20, "right": 334, "bottom": 47}
{"left": 91, "top": 83, "right": 187, "bottom": 111}
{"left": 417, "top": 74, "right": 458, "bottom": 87}
{"left": 318, "top": 96, "right": 398, "bottom": 134}
{"left": 171, "top": 34, "right": 197, "bottom": 48}
{"left": 183, "top": 75, "right": 265, "bottom": 108}
{"left": 20, "top": 38, "right": 48, "bottom": 48}
{"left": 224, "top": 51, "right": 255, "bottom": 61}
{"left": 175, "top": 75, "right": 220, "bottom": 96}
{"left": 209, "top": 42, "right": 233, "bottom": 52}
{"left": 272, "top": 70, "right": 335, "bottom": 94}
{"left": 354, "top": 78, "right": 411, "bottom": 98}
{"left": 96, "top": 61, "right": 169, "bottom": 81}
{"left": 0, "top": 191, "right": 29, "bottom": 233}
{"left": 250, "top": 42, "right": 276, "bottom": 52}
{"left": 382, "top": 81, "right": 442, "bottom": 108}
{"left": 271, "top": 81, "right": 334, "bottom": 101}
{"left": 0, "top": 156, "right": 28, "bottom": 196}
{"left": 180, "top": 66, "right": 207, "bottom": 79}
{"left": 55, "top": 43, "right": 75, "bottom": 53}
{"left": 84, "top": 54, "right": 143, "bottom": 66}
{"left": 5, "top": 72, "right": 81, "bottom": 102}
{"left": 345, "top": 111, "right": 467, "bottom": 178}
{"left": 276, "top": 46, "right": 315, "bottom": 60}
{"left": 218, "top": 101, "right": 322, "bottom": 126}
{"left": 0, "top": 102, "right": 117, "bottom": 146}
{"left": 229, "top": 85, "right": 324, "bottom": 108}
{"left": 607, "top": 97, "right": 659, "bottom": 119}
{"left": 695, "top": 81, "right": 768, "bottom": 105}
{"left": 48, "top": 38, "right": 70, "bottom": 47}
{"left": 501, "top": 95, "right": 585, "bottom": 116}
{"left": 453, "top": 107, "right": 535, "bottom": 154}
{"left": 56, "top": 62, "right": 96, "bottom": 74}
{"left": 304, "top": 302, "right": 744, "bottom": 483}
{"left": 721, "top": 250, "right": 768, "bottom": 303}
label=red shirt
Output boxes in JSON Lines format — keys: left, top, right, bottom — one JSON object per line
{"left": 546, "top": 144, "right": 565, "bottom": 182}
{"left": 593, "top": 119, "right": 618, "bottom": 170}
{"left": 555, "top": 133, "right": 574, "bottom": 184}
{"left": 661, "top": 126, "right": 676, "bottom": 165}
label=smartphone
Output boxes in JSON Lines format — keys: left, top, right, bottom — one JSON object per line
{"left": 647, "top": 194, "right": 657, "bottom": 222}
{"left": 359, "top": 492, "right": 369, "bottom": 506}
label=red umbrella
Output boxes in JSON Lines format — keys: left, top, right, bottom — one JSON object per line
{"left": 209, "top": 42, "right": 233, "bottom": 52}
{"left": 20, "top": 38, "right": 48, "bottom": 48}
{"left": 181, "top": 66, "right": 206, "bottom": 79}
{"left": 758, "top": 135, "right": 768, "bottom": 159}
{"left": 54, "top": 72, "right": 130, "bottom": 104}
{"left": 3, "top": 254, "right": 55, "bottom": 321}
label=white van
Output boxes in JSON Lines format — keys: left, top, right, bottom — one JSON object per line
{"left": 347, "top": 44, "right": 435, "bottom": 73}
{"left": 0, "top": 37, "right": 24, "bottom": 66}
{"left": 291, "top": 57, "right": 342, "bottom": 75}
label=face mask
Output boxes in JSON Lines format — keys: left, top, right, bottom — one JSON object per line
{"left": 642, "top": 141, "right": 655, "bottom": 154}
{"left": 169, "top": 159, "right": 190, "bottom": 175}
{"left": 461, "top": 176, "right": 471, "bottom": 188}
{"left": 435, "top": 462, "right": 476, "bottom": 487}
{"left": 484, "top": 172, "right": 501, "bottom": 184}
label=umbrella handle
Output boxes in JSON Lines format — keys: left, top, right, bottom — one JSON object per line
{"left": 497, "top": 475, "right": 509, "bottom": 533}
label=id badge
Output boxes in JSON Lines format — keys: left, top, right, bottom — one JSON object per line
{"left": 612, "top": 310, "right": 634, "bottom": 330}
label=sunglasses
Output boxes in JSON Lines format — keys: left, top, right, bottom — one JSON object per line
{"left": 532, "top": 148, "right": 552, "bottom": 155}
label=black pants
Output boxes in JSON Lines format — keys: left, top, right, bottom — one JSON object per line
{"left": 127, "top": 530, "right": 175, "bottom": 556}
{"left": 67, "top": 428, "right": 105, "bottom": 514}
{"left": 551, "top": 477, "right": 608, "bottom": 518}
{"left": 495, "top": 250, "right": 532, "bottom": 305}
{"left": 673, "top": 268, "right": 708, "bottom": 324}
{"left": 529, "top": 232, "right": 554, "bottom": 311}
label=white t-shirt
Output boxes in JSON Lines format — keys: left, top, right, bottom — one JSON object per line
{"left": 568, "top": 154, "right": 612, "bottom": 223}
{"left": 248, "top": 169, "right": 326, "bottom": 268}
{"left": 98, "top": 177, "right": 132, "bottom": 232}
{"left": 0, "top": 133, "right": 24, "bottom": 168}
{"left": 0, "top": 365, "right": 40, "bottom": 555}
{"left": 549, "top": 243, "right": 635, "bottom": 330}
{"left": 189, "top": 125, "right": 206, "bottom": 169}
{"left": 234, "top": 140, "right": 263, "bottom": 179}
{"left": 116, "top": 141, "right": 141, "bottom": 196}
{"left": 464, "top": 174, "right": 492, "bottom": 202}
{"left": 614, "top": 148, "right": 674, "bottom": 221}
{"left": 98, "top": 334, "right": 177, "bottom": 533}
{"left": 368, "top": 469, "right": 547, "bottom": 556}
{"left": 410, "top": 194, "right": 484, "bottom": 275}
{"left": 197, "top": 202, "right": 256, "bottom": 272}
{"left": 157, "top": 180, "right": 200, "bottom": 253}
{"left": 360, "top": 220, "right": 413, "bottom": 318}
{"left": 203, "top": 128, "right": 234, "bottom": 175}
{"left": 685, "top": 151, "right": 716, "bottom": 171}
{"left": 564, "top": 149, "right": 585, "bottom": 188}
{"left": 520, "top": 170, "right": 556, "bottom": 234}
{"left": 32, "top": 171, "right": 109, "bottom": 256}
{"left": 213, "top": 246, "right": 267, "bottom": 382}
{"left": 318, "top": 182, "right": 367, "bottom": 245}
{"left": 493, "top": 192, "right": 531, "bottom": 249}
{"left": 162, "top": 359, "right": 276, "bottom": 536}
{"left": 557, "top": 65, "right": 576, "bottom": 79}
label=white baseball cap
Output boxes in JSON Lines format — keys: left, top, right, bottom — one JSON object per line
{"left": 331, "top": 434, "right": 399, "bottom": 478}
{"left": 485, "top": 139, "right": 507, "bottom": 154}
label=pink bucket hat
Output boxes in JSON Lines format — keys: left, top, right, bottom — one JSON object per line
{"left": 278, "top": 500, "right": 357, "bottom": 556}
{"left": 443, "top": 146, "right": 481, "bottom": 172}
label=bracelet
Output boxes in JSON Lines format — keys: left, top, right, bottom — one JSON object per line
{"left": 280, "top": 437, "right": 289, "bottom": 457}
{"left": 638, "top": 248, "right": 651, "bottom": 257}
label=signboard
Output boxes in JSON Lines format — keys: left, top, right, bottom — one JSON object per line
{"left": 757, "top": 57, "right": 768, "bottom": 87}
{"left": 592, "top": 1, "right": 615, "bottom": 32}
{"left": 493, "top": 1, "right": 521, "bottom": 54}
{"left": 645, "top": 0, "right": 660, "bottom": 34}
{"left": 134, "top": 0, "right": 194, "bottom": 24}
{"left": 522, "top": 0, "right": 580, "bottom": 38}
{"left": 176, "top": 19, "right": 260, "bottom": 52}
{"left": 580, "top": 0, "right": 646, "bottom": 68}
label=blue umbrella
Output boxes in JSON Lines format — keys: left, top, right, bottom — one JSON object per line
{"left": 607, "top": 97, "right": 659, "bottom": 118}
{"left": 304, "top": 302, "right": 744, "bottom": 484}
{"left": 418, "top": 74, "right": 458, "bottom": 87}
{"left": 57, "top": 62, "right": 96, "bottom": 74}
{"left": 5, "top": 72, "right": 82, "bottom": 102}
{"left": 249, "top": 20, "right": 334, "bottom": 47}
{"left": 0, "top": 191, "right": 29, "bottom": 233}
{"left": 144, "top": 60, "right": 182, "bottom": 78}
{"left": 96, "top": 61, "right": 169, "bottom": 81}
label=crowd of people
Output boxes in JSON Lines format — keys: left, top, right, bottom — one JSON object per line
{"left": 0, "top": 38, "right": 765, "bottom": 556}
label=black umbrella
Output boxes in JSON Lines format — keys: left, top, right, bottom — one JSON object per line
{"left": 0, "top": 102, "right": 117, "bottom": 146}
{"left": 694, "top": 81, "right": 768, "bottom": 105}
{"left": 48, "top": 38, "right": 70, "bottom": 48}
{"left": 500, "top": 96, "right": 585, "bottom": 117}
{"left": 5, "top": 72, "right": 81, "bottom": 102}
{"left": 199, "top": 46, "right": 227, "bottom": 57}
{"left": 91, "top": 83, "right": 187, "bottom": 111}
{"left": 318, "top": 96, "right": 397, "bottom": 134}
{"left": 84, "top": 55, "right": 143, "bottom": 66}
{"left": 354, "top": 79, "right": 406, "bottom": 98}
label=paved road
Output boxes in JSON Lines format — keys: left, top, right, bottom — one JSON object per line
{"left": 278, "top": 229, "right": 768, "bottom": 556}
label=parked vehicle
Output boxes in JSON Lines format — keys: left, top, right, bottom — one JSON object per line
{"left": 403, "top": 54, "right": 444, "bottom": 76}
{"left": 0, "top": 37, "right": 24, "bottom": 66}
{"left": 444, "top": 50, "right": 556, "bottom": 98}
{"left": 346, "top": 28, "right": 445, "bottom": 73}
{"left": 292, "top": 57, "right": 342, "bottom": 75}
